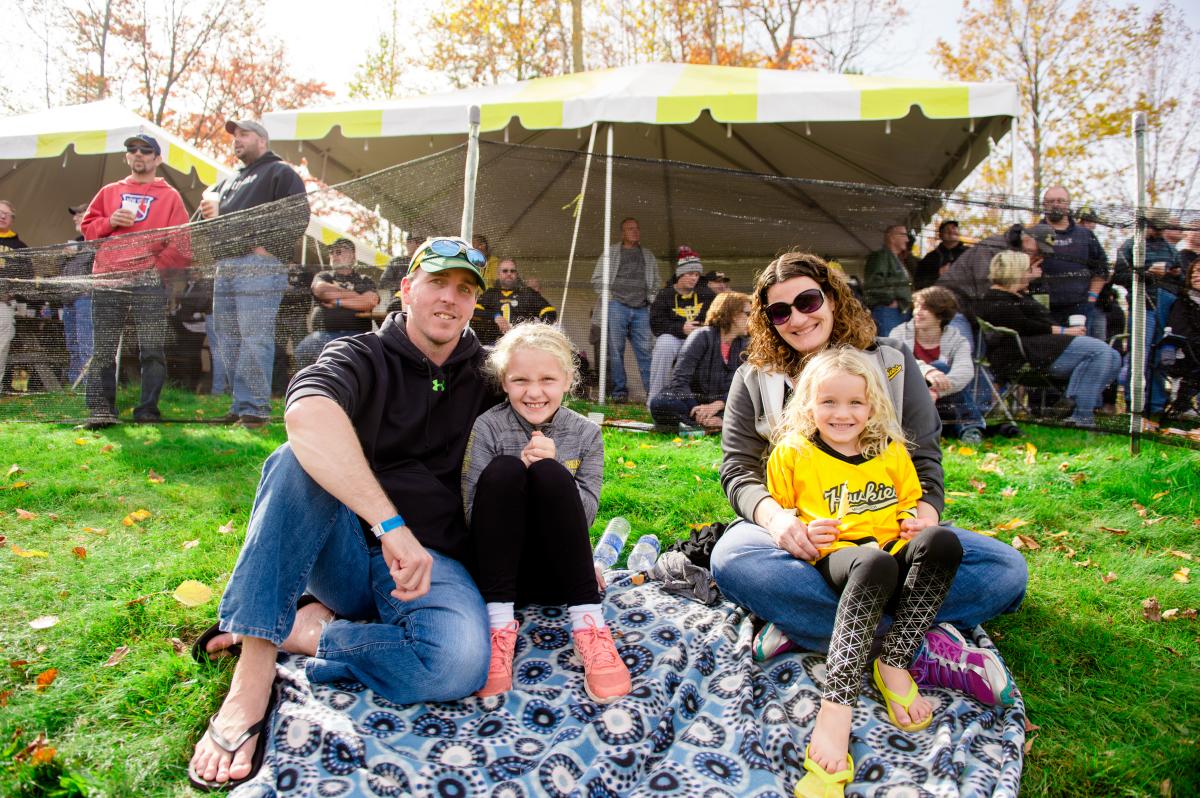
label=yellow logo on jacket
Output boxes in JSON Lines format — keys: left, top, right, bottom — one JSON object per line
{"left": 565, "top": 459, "right": 581, "bottom": 474}
{"left": 886, "top": 364, "right": 902, "bottom": 381}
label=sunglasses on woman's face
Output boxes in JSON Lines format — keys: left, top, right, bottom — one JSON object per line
{"left": 765, "top": 288, "right": 825, "bottom": 326}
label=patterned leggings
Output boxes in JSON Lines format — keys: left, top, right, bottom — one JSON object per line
{"left": 814, "top": 526, "right": 962, "bottom": 706}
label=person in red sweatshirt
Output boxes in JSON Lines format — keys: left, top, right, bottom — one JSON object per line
{"left": 81, "top": 133, "right": 190, "bottom": 429}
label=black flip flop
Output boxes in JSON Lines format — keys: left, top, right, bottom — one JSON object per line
{"left": 187, "top": 683, "right": 278, "bottom": 792}
{"left": 191, "top": 595, "right": 325, "bottom": 664}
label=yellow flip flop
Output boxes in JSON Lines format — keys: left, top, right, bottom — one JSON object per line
{"left": 873, "top": 659, "right": 932, "bottom": 732}
{"left": 794, "top": 745, "right": 854, "bottom": 798}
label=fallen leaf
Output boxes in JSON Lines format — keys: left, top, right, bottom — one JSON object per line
{"left": 1023, "top": 443, "right": 1038, "bottom": 465}
{"left": 1143, "top": 597, "right": 1162, "bottom": 622}
{"left": 0, "top": 534, "right": 6, "bottom": 546}
{"left": 1001, "top": 486, "right": 1018, "bottom": 499}
{"left": 172, "top": 580, "right": 213, "bottom": 607}
{"left": 1023, "top": 737, "right": 1035, "bottom": 754}
{"left": 1102, "top": 572, "right": 1117, "bottom": 583}
{"left": 693, "top": 474, "right": 701, "bottom": 483}
{"left": 1172, "top": 567, "right": 1191, "bottom": 584}
{"left": 132, "top": 509, "right": 151, "bottom": 521}
{"left": 29, "top": 615, "right": 59, "bottom": 629}
{"left": 1161, "top": 778, "right": 1171, "bottom": 797}
{"left": 9, "top": 659, "right": 29, "bottom": 668}
{"left": 168, "top": 638, "right": 187, "bottom": 656}
{"left": 1100, "top": 526, "right": 1129, "bottom": 536}
{"left": 1023, "top": 719, "right": 1040, "bottom": 733}
{"left": 1068, "top": 472, "right": 1087, "bottom": 486}
{"left": 5, "top": 464, "right": 21, "bottom": 478}
{"left": 11, "top": 546, "right": 49, "bottom": 558}
{"left": 31, "top": 745, "right": 56, "bottom": 765}
{"left": 1133, "top": 502, "right": 1148, "bottom": 517}
{"left": 969, "top": 478, "right": 986, "bottom": 493}
{"left": 0, "top": 689, "right": 10, "bottom": 707}
{"left": 978, "top": 453, "right": 1004, "bottom": 475}
{"left": 121, "top": 515, "right": 135, "bottom": 527}
{"left": 639, "top": 443, "right": 654, "bottom": 449}
{"left": 946, "top": 491, "right": 973, "bottom": 497}
{"left": 126, "top": 594, "right": 153, "bottom": 607}
{"left": 5, "top": 480, "right": 30, "bottom": 489}
{"left": 102, "top": 646, "right": 130, "bottom": 667}
{"left": 82, "top": 526, "right": 107, "bottom": 535}
{"left": 1012, "top": 534, "right": 1040, "bottom": 551}
{"left": 182, "top": 539, "right": 200, "bottom": 550}
{"left": 1144, "top": 516, "right": 1166, "bottom": 526}
{"left": 996, "top": 518, "right": 1030, "bottom": 531}
{"left": 1181, "top": 608, "right": 1198, "bottom": 620}
{"left": 71, "top": 546, "right": 86, "bottom": 559}
{"left": 15, "top": 508, "right": 37, "bottom": 520}
{"left": 73, "top": 437, "right": 90, "bottom": 445}
{"left": 623, "top": 461, "right": 636, "bottom": 469}
{"left": 1168, "top": 550, "right": 1194, "bottom": 561}
{"left": 35, "top": 668, "right": 58, "bottom": 690}
{"left": 1055, "top": 545, "right": 1076, "bottom": 559}
{"left": 1048, "top": 531, "right": 1071, "bottom": 539}
{"left": 147, "top": 469, "right": 165, "bottom": 484}
{"left": 957, "top": 446, "right": 976, "bottom": 456}
{"left": 1074, "top": 558, "right": 1093, "bottom": 568}
{"left": 1162, "top": 608, "right": 1180, "bottom": 621}
{"left": 1152, "top": 490, "right": 1170, "bottom": 501}
{"left": 1058, "top": 462, "right": 1071, "bottom": 472}
{"left": 218, "top": 520, "right": 235, "bottom": 534}
{"left": 100, "top": 443, "right": 113, "bottom": 453}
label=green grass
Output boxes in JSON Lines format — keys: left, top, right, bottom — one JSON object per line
{"left": 0, "top": 388, "right": 1197, "bottom": 796}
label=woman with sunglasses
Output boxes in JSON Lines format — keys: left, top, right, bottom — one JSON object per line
{"left": 710, "top": 252, "right": 1027, "bottom": 708}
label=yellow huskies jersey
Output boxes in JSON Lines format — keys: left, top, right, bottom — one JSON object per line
{"left": 766, "top": 435, "right": 921, "bottom": 561}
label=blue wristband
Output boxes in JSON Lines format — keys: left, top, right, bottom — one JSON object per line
{"left": 370, "top": 514, "right": 405, "bottom": 539}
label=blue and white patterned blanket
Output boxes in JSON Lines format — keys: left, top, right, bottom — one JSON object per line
{"left": 231, "top": 574, "right": 1025, "bottom": 797}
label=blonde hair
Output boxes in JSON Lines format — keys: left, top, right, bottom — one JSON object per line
{"left": 989, "top": 251, "right": 1031, "bottom": 288}
{"left": 774, "top": 346, "right": 907, "bottom": 460}
{"left": 485, "top": 321, "right": 579, "bottom": 394}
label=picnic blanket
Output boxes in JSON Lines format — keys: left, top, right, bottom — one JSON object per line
{"left": 230, "top": 575, "right": 1025, "bottom": 797}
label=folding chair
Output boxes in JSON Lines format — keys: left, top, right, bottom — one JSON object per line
{"left": 975, "top": 318, "right": 1068, "bottom": 421}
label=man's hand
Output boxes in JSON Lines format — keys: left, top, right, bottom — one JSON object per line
{"left": 1147, "top": 262, "right": 1167, "bottom": 277}
{"left": 495, "top": 316, "right": 512, "bottom": 334}
{"left": 899, "top": 516, "right": 937, "bottom": 540}
{"left": 521, "top": 430, "right": 556, "bottom": 466}
{"left": 199, "top": 197, "right": 219, "bottom": 220}
{"left": 766, "top": 509, "right": 820, "bottom": 560}
{"left": 252, "top": 246, "right": 271, "bottom": 258}
{"left": 593, "top": 562, "right": 607, "bottom": 594}
{"left": 682, "top": 320, "right": 699, "bottom": 335}
{"left": 380, "top": 526, "right": 433, "bottom": 601}
{"left": 110, "top": 208, "right": 135, "bottom": 228}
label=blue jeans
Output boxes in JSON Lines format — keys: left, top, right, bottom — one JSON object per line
{"left": 294, "top": 330, "right": 355, "bottom": 371}
{"left": 1123, "top": 290, "right": 1175, "bottom": 414}
{"left": 649, "top": 393, "right": 698, "bottom": 428}
{"left": 606, "top": 300, "right": 652, "bottom": 398}
{"left": 218, "top": 443, "right": 490, "bottom": 703}
{"left": 1048, "top": 335, "right": 1121, "bottom": 424}
{"left": 87, "top": 282, "right": 168, "bottom": 419}
{"left": 929, "top": 360, "right": 984, "bottom": 434}
{"left": 62, "top": 296, "right": 93, "bottom": 386}
{"left": 711, "top": 519, "right": 1027, "bottom": 653}
{"left": 214, "top": 256, "right": 288, "bottom": 417}
{"left": 205, "top": 313, "right": 228, "bottom": 394}
{"left": 870, "top": 305, "right": 908, "bottom": 336}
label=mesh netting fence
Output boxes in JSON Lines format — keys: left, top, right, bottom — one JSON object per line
{"left": 0, "top": 140, "right": 1197, "bottom": 444}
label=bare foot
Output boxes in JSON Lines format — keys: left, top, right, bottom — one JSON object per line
{"left": 876, "top": 660, "right": 932, "bottom": 726}
{"left": 280, "top": 600, "right": 334, "bottom": 656}
{"left": 203, "top": 630, "right": 240, "bottom": 658}
{"left": 189, "top": 637, "right": 276, "bottom": 786}
{"left": 808, "top": 700, "right": 852, "bottom": 774}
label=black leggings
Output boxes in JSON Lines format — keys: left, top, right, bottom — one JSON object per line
{"left": 815, "top": 526, "right": 962, "bottom": 706}
{"left": 470, "top": 455, "right": 601, "bottom": 607}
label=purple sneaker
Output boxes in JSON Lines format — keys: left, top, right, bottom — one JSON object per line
{"left": 910, "top": 623, "right": 1016, "bottom": 706}
{"left": 753, "top": 622, "right": 798, "bottom": 661}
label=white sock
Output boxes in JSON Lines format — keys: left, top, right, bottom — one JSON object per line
{"left": 487, "top": 602, "right": 515, "bottom": 629}
{"left": 569, "top": 603, "right": 605, "bottom": 632}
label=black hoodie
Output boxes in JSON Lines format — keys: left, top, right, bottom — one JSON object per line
{"left": 286, "top": 313, "right": 501, "bottom": 559}
{"left": 210, "top": 150, "right": 310, "bottom": 263}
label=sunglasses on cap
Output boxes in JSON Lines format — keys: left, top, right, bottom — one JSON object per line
{"left": 409, "top": 237, "right": 487, "bottom": 272}
{"left": 764, "top": 288, "right": 825, "bottom": 326}
{"left": 126, "top": 146, "right": 156, "bottom": 155}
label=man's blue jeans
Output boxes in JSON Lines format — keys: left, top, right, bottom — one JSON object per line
{"left": 205, "top": 313, "right": 228, "bottom": 394}
{"left": 62, "top": 296, "right": 93, "bottom": 386}
{"left": 711, "top": 519, "right": 1028, "bottom": 653}
{"left": 214, "top": 256, "right": 288, "bottom": 418}
{"left": 294, "top": 330, "right": 355, "bottom": 371}
{"left": 1049, "top": 335, "right": 1121, "bottom": 424}
{"left": 218, "top": 443, "right": 490, "bottom": 703}
{"left": 1123, "top": 289, "right": 1175, "bottom": 414}
{"left": 605, "top": 300, "right": 652, "bottom": 398}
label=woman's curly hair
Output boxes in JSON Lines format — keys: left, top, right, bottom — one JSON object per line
{"left": 746, "top": 251, "right": 876, "bottom": 377}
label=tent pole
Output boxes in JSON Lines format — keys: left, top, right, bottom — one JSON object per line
{"left": 661, "top": 126, "right": 677, "bottom": 258}
{"left": 461, "top": 105, "right": 481, "bottom": 241}
{"left": 559, "top": 123, "right": 598, "bottom": 322}
{"left": 1129, "top": 112, "right": 1148, "bottom": 455}
{"left": 599, "top": 124, "right": 614, "bottom": 404}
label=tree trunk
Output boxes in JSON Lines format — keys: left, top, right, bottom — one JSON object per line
{"left": 97, "top": 0, "right": 113, "bottom": 99}
{"left": 572, "top": 0, "right": 583, "bottom": 72}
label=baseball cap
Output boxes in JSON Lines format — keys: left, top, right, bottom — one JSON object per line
{"left": 938, "top": 219, "right": 959, "bottom": 234}
{"left": 68, "top": 204, "right": 88, "bottom": 215}
{"left": 123, "top": 134, "right": 161, "bottom": 156}
{"left": 675, "top": 245, "right": 702, "bottom": 277}
{"left": 224, "top": 119, "right": 269, "bottom": 140}
{"left": 704, "top": 270, "right": 730, "bottom": 283}
{"left": 1022, "top": 223, "right": 1057, "bottom": 255}
{"left": 329, "top": 237, "right": 355, "bottom": 252}
{"left": 408, "top": 236, "right": 486, "bottom": 288}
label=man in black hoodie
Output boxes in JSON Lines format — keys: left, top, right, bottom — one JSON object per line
{"left": 189, "top": 237, "right": 499, "bottom": 790}
{"left": 200, "top": 119, "right": 311, "bottom": 429}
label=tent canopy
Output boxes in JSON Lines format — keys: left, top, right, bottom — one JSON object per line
{"left": 0, "top": 100, "right": 390, "bottom": 266}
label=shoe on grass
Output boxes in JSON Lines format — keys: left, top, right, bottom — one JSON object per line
{"left": 476, "top": 621, "right": 519, "bottom": 698}
{"left": 753, "top": 621, "right": 798, "bottom": 661}
{"left": 82, "top": 413, "right": 119, "bottom": 430}
{"left": 958, "top": 427, "right": 984, "bottom": 445}
{"left": 909, "top": 623, "right": 1016, "bottom": 706}
{"left": 237, "top": 415, "right": 269, "bottom": 429}
{"left": 573, "top": 617, "right": 631, "bottom": 704}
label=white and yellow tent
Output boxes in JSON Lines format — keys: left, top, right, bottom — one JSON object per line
{"left": 0, "top": 100, "right": 389, "bottom": 266}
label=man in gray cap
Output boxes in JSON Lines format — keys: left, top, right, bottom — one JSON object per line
{"left": 199, "top": 119, "right": 310, "bottom": 429}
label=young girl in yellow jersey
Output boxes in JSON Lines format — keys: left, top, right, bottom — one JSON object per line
{"left": 767, "top": 347, "right": 963, "bottom": 798}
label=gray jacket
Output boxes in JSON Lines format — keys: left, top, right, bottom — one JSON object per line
{"left": 591, "top": 244, "right": 660, "bottom": 306}
{"left": 719, "top": 338, "right": 944, "bottom": 523}
{"left": 889, "top": 321, "right": 974, "bottom": 395}
{"left": 461, "top": 402, "right": 604, "bottom": 525}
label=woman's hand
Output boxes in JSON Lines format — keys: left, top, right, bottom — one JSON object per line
{"left": 767, "top": 509, "right": 820, "bottom": 560}
{"left": 927, "top": 371, "right": 951, "bottom": 395}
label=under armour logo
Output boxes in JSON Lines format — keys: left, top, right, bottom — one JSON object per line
{"left": 431, "top": 378, "right": 445, "bottom": 391}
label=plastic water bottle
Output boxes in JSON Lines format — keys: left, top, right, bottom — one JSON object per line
{"left": 593, "top": 517, "right": 631, "bottom": 569}
{"left": 627, "top": 534, "right": 661, "bottom": 573}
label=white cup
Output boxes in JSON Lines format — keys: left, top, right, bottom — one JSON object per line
{"left": 121, "top": 197, "right": 140, "bottom": 214}
{"left": 1068, "top": 314, "right": 1086, "bottom": 329}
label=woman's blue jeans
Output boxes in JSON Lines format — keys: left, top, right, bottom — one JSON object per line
{"left": 1049, "top": 335, "right": 1121, "bottom": 424}
{"left": 217, "top": 443, "right": 490, "bottom": 703}
{"left": 711, "top": 519, "right": 1028, "bottom": 653}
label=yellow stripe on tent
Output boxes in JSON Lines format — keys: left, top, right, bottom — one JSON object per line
{"left": 164, "top": 148, "right": 220, "bottom": 186}
{"left": 35, "top": 130, "right": 108, "bottom": 158}
{"left": 851, "top": 77, "right": 970, "bottom": 120}
{"left": 657, "top": 64, "right": 758, "bottom": 124}
{"left": 295, "top": 110, "right": 384, "bottom": 140}
{"left": 480, "top": 102, "right": 564, "bottom": 132}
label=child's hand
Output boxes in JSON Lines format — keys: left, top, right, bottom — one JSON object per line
{"left": 521, "top": 430, "right": 556, "bottom": 466}
{"left": 806, "top": 517, "right": 840, "bottom": 547}
{"left": 899, "top": 517, "right": 936, "bottom": 540}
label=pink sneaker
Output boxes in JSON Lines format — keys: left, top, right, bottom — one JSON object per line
{"left": 753, "top": 622, "right": 798, "bottom": 661}
{"left": 573, "top": 617, "right": 632, "bottom": 704}
{"left": 910, "top": 623, "right": 1016, "bottom": 706}
{"left": 476, "top": 621, "right": 520, "bottom": 698}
